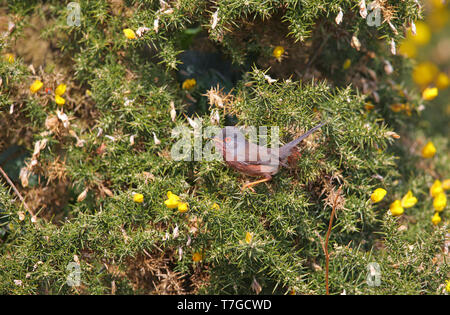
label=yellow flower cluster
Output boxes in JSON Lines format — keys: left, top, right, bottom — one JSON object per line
{"left": 376, "top": 177, "right": 448, "bottom": 223}
{"left": 399, "top": 21, "right": 431, "bottom": 58}
{"left": 272, "top": 46, "right": 285, "bottom": 61}
{"left": 389, "top": 191, "right": 418, "bottom": 217}
{"left": 429, "top": 180, "right": 448, "bottom": 225}
{"left": 29, "top": 79, "right": 68, "bottom": 106}
{"left": 182, "top": 78, "right": 196, "bottom": 90}
{"left": 55, "top": 83, "right": 67, "bottom": 105}
{"left": 410, "top": 62, "right": 448, "bottom": 101}
{"left": 370, "top": 188, "right": 418, "bottom": 217}
{"left": 390, "top": 103, "right": 412, "bottom": 116}
{"left": 399, "top": 16, "right": 449, "bottom": 100}
{"left": 164, "top": 191, "right": 189, "bottom": 213}
{"left": 412, "top": 62, "right": 438, "bottom": 87}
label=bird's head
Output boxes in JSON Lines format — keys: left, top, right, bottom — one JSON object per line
{"left": 213, "top": 126, "right": 247, "bottom": 159}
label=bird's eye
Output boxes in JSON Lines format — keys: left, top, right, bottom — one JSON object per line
{"left": 224, "top": 137, "right": 231, "bottom": 143}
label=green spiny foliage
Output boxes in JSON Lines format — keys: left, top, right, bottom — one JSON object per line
{"left": 0, "top": 0, "right": 448, "bottom": 295}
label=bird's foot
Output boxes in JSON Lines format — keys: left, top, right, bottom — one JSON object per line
{"left": 241, "top": 177, "right": 272, "bottom": 192}
{"left": 241, "top": 183, "right": 256, "bottom": 193}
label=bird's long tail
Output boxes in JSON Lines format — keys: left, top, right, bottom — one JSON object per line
{"left": 279, "top": 122, "right": 325, "bottom": 160}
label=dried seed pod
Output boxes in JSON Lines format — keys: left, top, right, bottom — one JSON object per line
{"left": 211, "top": 9, "right": 219, "bottom": 29}
{"left": 136, "top": 26, "right": 150, "bottom": 37}
{"left": 359, "top": 0, "right": 367, "bottom": 18}
{"left": 77, "top": 188, "right": 88, "bottom": 202}
{"left": 153, "top": 132, "right": 161, "bottom": 145}
{"left": 351, "top": 35, "right": 361, "bottom": 51}
{"left": 384, "top": 60, "right": 394, "bottom": 74}
{"left": 390, "top": 38, "right": 396, "bottom": 55}
{"left": 170, "top": 101, "right": 176, "bottom": 122}
{"left": 153, "top": 18, "right": 159, "bottom": 33}
{"left": 251, "top": 277, "right": 262, "bottom": 294}
{"left": 411, "top": 21, "right": 416, "bottom": 35}
{"left": 335, "top": 9, "right": 343, "bottom": 25}
{"left": 19, "top": 167, "right": 30, "bottom": 188}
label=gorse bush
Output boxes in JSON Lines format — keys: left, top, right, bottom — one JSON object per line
{"left": 0, "top": 0, "right": 448, "bottom": 294}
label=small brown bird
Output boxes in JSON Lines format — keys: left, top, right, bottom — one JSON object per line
{"left": 214, "top": 122, "right": 325, "bottom": 190}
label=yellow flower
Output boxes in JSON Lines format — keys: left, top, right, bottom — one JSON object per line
{"left": 55, "top": 95, "right": 65, "bottom": 105}
{"left": 123, "top": 28, "right": 136, "bottom": 39}
{"left": 167, "top": 191, "right": 180, "bottom": 200}
{"left": 433, "top": 192, "right": 447, "bottom": 212}
{"left": 446, "top": 280, "right": 450, "bottom": 292}
{"left": 429, "top": 9, "right": 449, "bottom": 30}
{"left": 245, "top": 232, "right": 254, "bottom": 244}
{"left": 407, "top": 21, "right": 430, "bottom": 46}
{"left": 272, "top": 46, "right": 285, "bottom": 59}
{"left": 421, "top": 141, "right": 436, "bottom": 158}
{"left": 435, "top": 73, "right": 449, "bottom": 90}
{"left": 211, "top": 203, "right": 220, "bottom": 210}
{"left": 364, "top": 102, "right": 375, "bottom": 112}
{"left": 371, "top": 188, "right": 387, "bottom": 203}
{"left": 342, "top": 58, "right": 351, "bottom": 70}
{"left": 164, "top": 191, "right": 181, "bottom": 208}
{"left": 389, "top": 200, "right": 404, "bottom": 217}
{"left": 442, "top": 179, "right": 450, "bottom": 191}
{"left": 398, "top": 39, "right": 416, "bottom": 58}
{"left": 390, "top": 103, "right": 406, "bottom": 113}
{"left": 4, "top": 53, "right": 14, "bottom": 63}
{"left": 430, "top": 0, "right": 445, "bottom": 9}
{"left": 395, "top": 85, "right": 405, "bottom": 97}
{"left": 431, "top": 212, "right": 441, "bottom": 226}
{"left": 55, "top": 83, "right": 67, "bottom": 96}
{"left": 412, "top": 62, "right": 438, "bottom": 87}
{"left": 403, "top": 103, "right": 412, "bottom": 116}
{"left": 422, "top": 87, "right": 438, "bottom": 101}
{"left": 30, "top": 80, "right": 44, "bottom": 93}
{"left": 133, "top": 193, "right": 144, "bottom": 203}
{"left": 430, "top": 180, "right": 443, "bottom": 197}
{"left": 177, "top": 202, "right": 189, "bottom": 213}
{"left": 182, "top": 78, "right": 196, "bottom": 90}
{"left": 165, "top": 198, "right": 179, "bottom": 209}
{"left": 192, "top": 252, "right": 202, "bottom": 262}
{"left": 401, "top": 190, "right": 417, "bottom": 208}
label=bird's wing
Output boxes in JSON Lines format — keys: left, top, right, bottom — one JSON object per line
{"left": 223, "top": 140, "right": 279, "bottom": 166}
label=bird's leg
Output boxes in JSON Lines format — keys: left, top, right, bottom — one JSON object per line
{"left": 242, "top": 176, "right": 272, "bottom": 191}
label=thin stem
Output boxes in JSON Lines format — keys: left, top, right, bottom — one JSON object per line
{"left": 324, "top": 192, "right": 339, "bottom": 295}
{"left": 0, "top": 165, "right": 35, "bottom": 219}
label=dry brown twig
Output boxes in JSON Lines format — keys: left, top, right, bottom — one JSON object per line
{"left": 0, "top": 165, "right": 36, "bottom": 222}
{"left": 322, "top": 185, "right": 344, "bottom": 295}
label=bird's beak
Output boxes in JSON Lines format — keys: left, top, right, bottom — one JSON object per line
{"left": 206, "top": 136, "right": 224, "bottom": 145}
{"left": 212, "top": 138, "right": 224, "bottom": 145}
